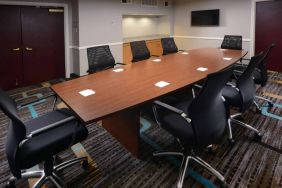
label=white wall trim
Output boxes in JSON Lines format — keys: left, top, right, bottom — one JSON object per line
{"left": 0, "top": 1, "right": 71, "bottom": 78}
{"left": 251, "top": 0, "right": 272, "bottom": 56}
{"left": 70, "top": 42, "right": 123, "bottom": 50}
{"left": 174, "top": 35, "right": 251, "bottom": 42}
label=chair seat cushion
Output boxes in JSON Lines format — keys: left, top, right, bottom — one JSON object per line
{"left": 222, "top": 85, "right": 241, "bottom": 108}
{"left": 18, "top": 108, "right": 88, "bottom": 169}
{"left": 159, "top": 98, "right": 194, "bottom": 145}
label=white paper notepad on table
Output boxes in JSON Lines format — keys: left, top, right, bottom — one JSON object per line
{"left": 197, "top": 67, "right": 208, "bottom": 72}
{"left": 113, "top": 68, "right": 124, "bottom": 72}
{"left": 79, "top": 89, "right": 95, "bottom": 97}
{"left": 153, "top": 59, "right": 161, "bottom": 62}
{"left": 155, "top": 81, "right": 170, "bottom": 88}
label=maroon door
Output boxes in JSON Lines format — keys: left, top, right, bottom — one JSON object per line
{"left": 21, "top": 6, "right": 65, "bottom": 86}
{"left": 0, "top": 6, "right": 23, "bottom": 90}
{"left": 0, "top": 5, "right": 65, "bottom": 91}
{"left": 255, "top": 1, "right": 282, "bottom": 72}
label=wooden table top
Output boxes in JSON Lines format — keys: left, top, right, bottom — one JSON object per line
{"left": 51, "top": 48, "right": 247, "bottom": 123}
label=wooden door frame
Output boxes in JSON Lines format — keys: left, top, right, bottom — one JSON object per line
{"left": 250, "top": 0, "right": 272, "bottom": 56}
{"left": 0, "top": 1, "right": 71, "bottom": 78}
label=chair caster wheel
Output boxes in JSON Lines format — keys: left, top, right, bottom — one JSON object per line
{"left": 82, "top": 160, "right": 90, "bottom": 169}
{"left": 6, "top": 181, "right": 16, "bottom": 188}
{"left": 206, "top": 144, "right": 218, "bottom": 153}
{"left": 256, "top": 108, "right": 262, "bottom": 113}
{"left": 235, "top": 115, "right": 244, "bottom": 121}
{"left": 215, "top": 179, "right": 228, "bottom": 188}
{"left": 254, "top": 133, "right": 263, "bottom": 141}
{"left": 228, "top": 139, "right": 235, "bottom": 146}
{"left": 219, "top": 181, "right": 228, "bottom": 188}
{"left": 268, "top": 102, "right": 274, "bottom": 108}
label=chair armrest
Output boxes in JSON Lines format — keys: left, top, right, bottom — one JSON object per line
{"left": 17, "top": 93, "right": 57, "bottom": 109}
{"left": 234, "top": 63, "right": 248, "bottom": 68}
{"left": 153, "top": 100, "right": 191, "bottom": 123}
{"left": 115, "top": 62, "right": 126, "bottom": 65}
{"left": 19, "top": 116, "right": 77, "bottom": 148}
{"left": 193, "top": 84, "right": 203, "bottom": 89}
{"left": 233, "top": 70, "right": 244, "bottom": 74}
{"left": 226, "top": 82, "right": 239, "bottom": 92}
{"left": 226, "top": 82, "right": 236, "bottom": 87}
{"left": 154, "top": 100, "right": 183, "bottom": 115}
{"left": 239, "top": 58, "right": 251, "bottom": 64}
{"left": 28, "top": 116, "right": 76, "bottom": 138}
{"left": 151, "top": 55, "right": 160, "bottom": 57}
{"left": 232, "top": 70, "right": 243, "bottom": 80}
{"left": 192, "top": 84, "right": 203, "bottom": 98}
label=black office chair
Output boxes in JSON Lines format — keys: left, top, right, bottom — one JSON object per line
{"left": 152, "top": 68, "right": 232, "bottom": 188}
{"left": 222, "top": 53, "right": 264, "bottom": 143}
{"left": 87, "top": 45, "right": 124, "bottom": 74}
{"left": 161, "top": 37, "right": 179, "bottom": 55}
{"left": 221, "top": 35, "right": 242, "bottom": 50}
{"left": 0, "top": 89, "right": 89, "bottom": 188}
{"left": 233, "top": 43, "right": 275, "bottom": 111}
{"left": 130, "top": 40, "right": 151, "bottom": 63}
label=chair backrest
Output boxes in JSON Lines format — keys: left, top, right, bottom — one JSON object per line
{"left": 188, "top": 68, "right": 232, "bottom": 148}
{"left": 221, "top": 35, "right": 242, "bottom": 50}
{"left": 161, "top": 37, "right": 178, "bottom": 55}
{"left": 237, "top": 52, "right": 264, "bottom": 112}
{"left": 256, "top": 43, "right": 275, "bottom": 87}
{"left": 0, "top": 89, "right": 26, "bottom": 178}
{"left": 87, "top": 45, "right": 116, "bottom": 74}
{"left": 130, "top": 40, "right": 151, "bottom": 63}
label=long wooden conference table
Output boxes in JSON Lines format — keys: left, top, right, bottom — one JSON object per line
{"left": 51, "top": 48, "right": 247, "bottom": 157}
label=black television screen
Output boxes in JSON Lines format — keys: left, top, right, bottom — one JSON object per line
{"left": 191, "top": 9, "right": 220, "bottom": 26}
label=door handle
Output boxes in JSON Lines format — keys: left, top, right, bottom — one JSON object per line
{"left": 25, "top": 47, "right": 33, "bottom": 51}
{"left": 12, "top": 48, "right": 20, "bottom": 51}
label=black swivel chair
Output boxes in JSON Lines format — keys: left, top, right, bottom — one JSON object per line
{"left": 221, "top": 35, "right": 242, "bottom": 50}
{"left": 161, "top": 37, "right": 179, "bottom": 55}
{"left": 233, "top": 43, "right": 276, "bottom": 111}
{"left": 130, "top": 40, "right": 151, "bottom": 63}
{"left": 222, "top": 53, "right": 264, "bottom": 143}
{"left": 152, "top": 69, "right": 232, "bottom": 188}
{"left": 87, "top": 45, "right": 124, "bottom": 74}
{"left": 0, "top": 89, "right": 89, "bottom": 188}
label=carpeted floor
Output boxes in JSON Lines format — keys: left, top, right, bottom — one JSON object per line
{"left": 0, "top": 72, "right": 281, "bottom": 188}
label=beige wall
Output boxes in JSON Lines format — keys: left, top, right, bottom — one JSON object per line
{"left": 75, "top": 0, "right": 174, "bottom": 76}
{"left": 173, "top": 0, "right": 252, "bottom": 57}
{"left": 123, "top": 15, "right": 170, "bottom": 39}
{"left": 2, "top": 0, "right": 257, "bottom": 77}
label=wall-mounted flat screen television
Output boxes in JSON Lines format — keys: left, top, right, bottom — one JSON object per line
{"left": 191, "top": 9, "right": 220, "bottom": 26}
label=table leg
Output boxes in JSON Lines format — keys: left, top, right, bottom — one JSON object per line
{"left": 102, "top": 108, "right": 140, "bottom": 157}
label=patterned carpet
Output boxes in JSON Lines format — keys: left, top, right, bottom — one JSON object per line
{"left": 0, "top": 72, "right": 281, "bottom": 188}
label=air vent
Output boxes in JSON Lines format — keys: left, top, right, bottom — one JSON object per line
{"left": 121, "top": 0, "right": 133, "bottom": 4}
{"left": 142, "top": 0, "right": 158, "bottom": 7}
